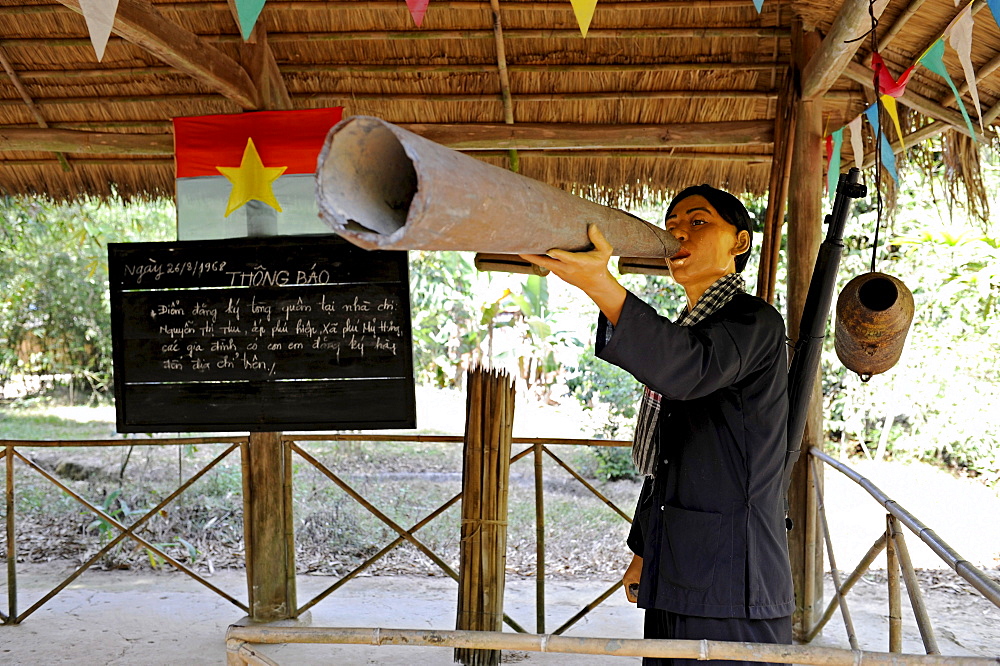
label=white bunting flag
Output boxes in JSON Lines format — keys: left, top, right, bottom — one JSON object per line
{"left": 79, "top": 0, "right": 119, "bottom": 62}
{"left": 949, "top": 5, "right": 984, "bottom": 130}
{"left": 847, "top": 115, "right": 864, "bottom": 170}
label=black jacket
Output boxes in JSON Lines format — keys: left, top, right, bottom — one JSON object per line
{"left": 596, "top": 290, "right": 794, "bottom": 620}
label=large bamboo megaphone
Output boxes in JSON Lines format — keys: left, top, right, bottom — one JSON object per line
{"left": 314, "top": 116, "right": 678, "bottom": 272}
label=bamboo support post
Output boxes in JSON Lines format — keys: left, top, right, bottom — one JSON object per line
{"left": 804, "top": 531, "right": 887, "bottom": 643}
{"left": 223, "top": 625, "right": 1000, "bottom": 664}
{"left": 241, "top": 432, "right": 298, "bottom": 622}
{"left": 887, "top": 515, "right": 902, "bottom": 653}
{"left": 890, "top": 516, "right": 940, "bottom": 655}
{"left": 5, "top": 444, "right": 15, "bottom": 624}
{"left": 811, "top": 458, "right": 858, "bottom": 649}
{"left": 534, "top": 441, "right": 545, "bottom": 634}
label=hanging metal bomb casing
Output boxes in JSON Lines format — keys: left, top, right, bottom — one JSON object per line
{"left": 835, "top": 272, "right": 914, "bottom": 378}
{"left": 314, "top": 116, "right": 679, "bottom": 261}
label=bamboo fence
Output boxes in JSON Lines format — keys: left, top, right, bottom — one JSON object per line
{"left": 455, "top": 367, "right": 516, "bottom": 666}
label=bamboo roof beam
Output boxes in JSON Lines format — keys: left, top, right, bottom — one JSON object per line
{"left": 0, "top": 46, "right": 71, "bottom": 171}
{"left": 16, "top": 61, "right": 790, "bottom": 80}
{"left": 876, "top": 0, "right": 930, "bottom": 53}
{"left": 54, "top": 0, "right": 261, "bottom": 109}
{"left": 488, "top": 0, "right": 518, "bottom": 171}
{"left": 0, "top": 128, "right": 174, "bottom": 154}
{"left": 0, "top": 121, "right": 774, "bottom": 154}
{"left": 0, "top": 1, "right": 766, "bottom": 15}
{"left": 800, "top": 0, "right": 890, "bottom": 100}
{"left": 938, "top": 51, "right": 1000, "bottom": 108}
{"left": 843, "top": 61, "right": 986, "bottom": 141}
{"left": 9, "top": 27, "right": 790, "bottom": 49}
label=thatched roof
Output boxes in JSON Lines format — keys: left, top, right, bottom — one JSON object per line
{"left": 0, "top": 0, "right": 998, "bottom": 207}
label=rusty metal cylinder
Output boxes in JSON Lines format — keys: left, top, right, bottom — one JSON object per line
{"left": 834, "top": 272, "right": 914, "bottom": 377}
{"left": 314, "top": 115, "right": 678, "bottom": 258}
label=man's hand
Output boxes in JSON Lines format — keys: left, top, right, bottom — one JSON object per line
{"left": 520, "top": 224, "right": 627, "bottom": 325}
{"left": 623, "top": 553, "right": 642, "bottom": 603}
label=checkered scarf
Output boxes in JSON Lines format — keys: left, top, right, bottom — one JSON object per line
{"left": 632, "top": 273, "right": 746, "bottom": 477}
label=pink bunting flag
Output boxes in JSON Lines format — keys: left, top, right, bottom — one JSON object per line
{"left": 570, "top": 0, "right": 599, "bottom": 38}
{"left": 406, "top": 0, "right": 430, "bottom": 27}
{"left": 948, "top": 5, "right": 984, "bottom": 131}
{"left": 871, "top": 52, "right": 915, "bottom": 98}
{"left": 79, "top": 0, "right": 119, "bottom": 61}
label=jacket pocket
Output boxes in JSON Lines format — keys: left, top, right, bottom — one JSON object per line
{"left": 658, "top": 504, "right": 723, "bottom": 591}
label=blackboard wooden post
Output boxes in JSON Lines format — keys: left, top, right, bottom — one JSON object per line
{"left": 242, "top": 431, "right": 298, "bottom": 621}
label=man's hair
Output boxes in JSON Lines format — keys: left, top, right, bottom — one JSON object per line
{"left": 665, "top": 184, "right": 754, "bottom": 273}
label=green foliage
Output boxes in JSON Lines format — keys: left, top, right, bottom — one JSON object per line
{"left": 0, "top": 195, "right": 174, "bottom": 401}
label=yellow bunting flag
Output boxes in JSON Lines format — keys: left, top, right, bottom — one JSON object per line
{"left": 570, "top": 0, "right": 598, "bottom": 38}
{"left": 880, "top": 94, "right": 906, "bottom": 152}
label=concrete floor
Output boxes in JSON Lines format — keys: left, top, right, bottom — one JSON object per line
{"left": 2, "top": 563, "right": 995, "bottom": 665}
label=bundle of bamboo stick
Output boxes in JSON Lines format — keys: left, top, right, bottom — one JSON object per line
{"left": 455, "top": 366, "right": 516, "bottom": 666}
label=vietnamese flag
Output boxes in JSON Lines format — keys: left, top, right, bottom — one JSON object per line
{"left": 173, "top": 108, "right": 342, "bottom": 240}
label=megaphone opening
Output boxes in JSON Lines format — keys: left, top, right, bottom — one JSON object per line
{"left": 857, "top": 276, "right": 898, "bottom": 312}
{"left": 317, "top": 116, "right": 418, "bottom": 238}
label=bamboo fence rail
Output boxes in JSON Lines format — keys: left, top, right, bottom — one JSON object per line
{"left": 224, "top": 626, "right": 1000, "bottom": 665}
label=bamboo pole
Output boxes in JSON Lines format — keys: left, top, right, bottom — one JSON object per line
{"left": 890, "top": 517, "right": 940, "bottom": 655}
{"left": 5, "top": 443, "right": 15, "bottom": 624}
{"left": 223, "top": 625, "right": 1000, "bottom": 664}
{"left": 887, "top": 515, "right": 902, "bottom": 653}
{"left": 804, "top": 532, "right": 887, "bottom": 643}
{"left": 534, "top": 441, "right": 546, "bottom": 635}
{"left": 0, "top": 436, "right": 248, "bottom": 447}
{"left": 811, "top": 458, "right": 858, "bottom": 649}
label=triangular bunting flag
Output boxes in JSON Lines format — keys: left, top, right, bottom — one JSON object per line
{"left": 871, "top": 52, "right": 915, "bottom": 98}
{"left": 234, "top": 0, "right": 267, "bottom": 40}
{"left": 949, "top": 6, "right": 984, "bottom": 131}
{"left": 920, "top": 39, "right": 978, "bottom": 142}
{"left": 863, "top": 103, "right": 898, "bottom": 183}
{"left": 827, "top": 128, "right": 844, "bottom": 201}
{"left": 848, "top": 115, "right": 864, "bottom": 170}
{"left": 752, "top": 0, "right": 764, "bottom": 12}
{"left": 880, "top": 94, "right": 906, "bottom": 152}
{"left": 570, "top": 0, "right": 598, "bottom": 38}
{"left": 79, "top": 0, "right": 119, "bottom": 62}
{"left": 988, "top": 0, "right": 1000, "bottom": 32}
{"left": 406, "top": 0, "right": 431, "bottom": 27}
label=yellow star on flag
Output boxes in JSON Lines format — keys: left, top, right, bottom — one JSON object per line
{"left": 216, "top": 137, "right": 287, "bottom": 217}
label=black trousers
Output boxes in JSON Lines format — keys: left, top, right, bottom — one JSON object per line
{"left": 642, "top": 609, "right": 793, "bottom": 666}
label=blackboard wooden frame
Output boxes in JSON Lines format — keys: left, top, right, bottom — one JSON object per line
{"left": 109, "top": 235, "right": 415, "bottom": 433}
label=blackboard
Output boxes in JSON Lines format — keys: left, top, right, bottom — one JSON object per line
{"left": 109, "top": 235, "right": 415, "bottom": 432}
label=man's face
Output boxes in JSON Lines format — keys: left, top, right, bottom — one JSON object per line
{"left": 664, "top": 195, "right": 745, "bottom": 287}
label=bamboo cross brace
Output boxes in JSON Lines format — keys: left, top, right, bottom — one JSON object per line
{"left": 889, "top": 516, "right": 941, "bottom": 655}
{"left": 290, "top": 441, "right": 527, "bottom": 633}
{"left": 542, "top": 446, "right": 633, "bottom": 522}
{"left": 810, "top": 457, "right": 859, "bottom": 650}
{"left": 804, "top": 531, "right": 887, "bottom": 642}
{"left": 10, "top": 449, "right": 248, "bottom": 620}
{"left": 297, "top": 448, "right": 546, "bottom": 617}
{"left": 550, "top": 578, "right": 623, "bottom": 636}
